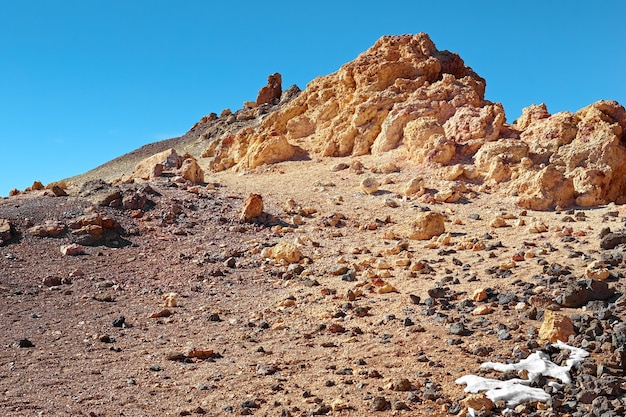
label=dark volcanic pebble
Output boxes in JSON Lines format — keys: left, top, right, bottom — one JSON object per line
{"left": 112, "top": 316, "right": 126, "bottom": 327}
{"left": 600, "top": 231, "right": 626, "bottom": 250}
{"left": 370, "top": 396, "right": 389, "bottom": 411}
{"left": 17, "top": 338, "right": 35, "bottom": 348}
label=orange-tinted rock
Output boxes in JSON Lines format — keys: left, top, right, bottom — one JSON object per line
{"left": 256, "top": 73, "right": 282, "bottom": 106}
{"left": 539, "top": 310, "right": 575, "bottom": 343}
{"left": 207, "top": 33, "right": 492, "bottom": 171}
{"left": 180, "top": 156, "right": 204, "bottom": 184}
{"left": 408, "top": 211, "right": 445, "bottom": 240}
{"left": 0, "top": 219, "right": 12, "bottom": 245}
{"left": 29, "top": 220, "right": 66, "bottom": 237}
{"left": 240, "top": 194, "right": 264, "bottom": 222}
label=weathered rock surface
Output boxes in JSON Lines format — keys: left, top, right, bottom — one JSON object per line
{"left": 195, "top": 34, "right": 626, "bottom": 209}
{"left": 206, "top": 33, "right": 492, "bottom": 171}
{"left": 0, "top": 218, "right": 12, "bottom": 245}
{"left": 134, "top": 149, "right": 205, "bottom": 184}
{"left": 256, "top": 73, "right": 282, "bottom": 106}
{"left": 538, "top": 310, "right": 575, "bottom": 343}
{"left": 240, "top": 193, "right": 264, "bottom": 222}
{"left": 408, "top": 211, "right": 445, "bottom": 240}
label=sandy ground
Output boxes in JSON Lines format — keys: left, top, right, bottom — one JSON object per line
{"left": 1, "top": 153, "right": 626, "bottom": 416}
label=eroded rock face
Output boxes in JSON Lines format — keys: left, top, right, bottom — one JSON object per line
{"left": 207, "top": 33, "right": 495, "bottom": 171}
{"left": 196, "top": 33, "right": 626, "bottom": 209}
{"left": 134, "top": 149, "right": 205, "bottom": 184}
{"left": 508, "top": 100, "right": 626, "bottom": 209}
{"left": 256, "top": 73, "right": 282, "bottom": 106}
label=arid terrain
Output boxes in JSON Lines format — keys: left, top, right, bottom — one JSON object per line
{"left": 2, "top": 33, "right": 626, "bottom": 417}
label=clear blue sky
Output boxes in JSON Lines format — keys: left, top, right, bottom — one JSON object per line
{"left": 1, "top": 0, "right": 624, "bottom": 196}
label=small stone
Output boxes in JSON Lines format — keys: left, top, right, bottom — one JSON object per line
{"left": 270, "top": 241, "right": 303, "bottom": 264}
{"left": 240, "top": 194, "right": 264, "bottom": 222}
{"left": 408, "top": 212, "right": 445, "bottom": 240}
{"left": 330, "top": 398, "right": 349, "bottom": 411}
{"left": 207, "top": 313, "right": 222, "bottom": 322}
{"left": 0, "top": 219, "right": 13, "bottom": 244}
{"left": 360, "top": 177, "right": 380, "bottom": 195}
{"left": 328, "top": 323, "right": 346, "bottom": 333}
{"left": 409, "top": 294, "right": 420, "bottom": 304}
{"left": 389, "top": 378, "right": 412, "bottom": 392}
{"left": 17, "top": 338, "right": 34, "bottom": 348}
{"left": 370, "top": 396, "right": 389, "bottom": 411}
{"left": 241, "top": 400, "right": 259, "bottom": 409}
{"left": 377, "top": 283, "right": 398, "bottom": 294}
{"left": 149, "top": 309, "right": 173, "bottom": 318}
{"left": 391, "top": 399, "right": 410, "bottom": 410}
{"left": 600, "top": 232, "right": 626, "bottom": 250}
{"left": 490, "top": 216, "right": 508, "bottom": 228}
{"left": 449, "top": 322, "right": 470, "bottom": 336}
{"left": 405, "top": 177, "right": 424, "bottom": 196}
{"left": 472, "top": 306, "right": 493, "bottom": 315}
{"left": 184, "top": 348, "right": 214, "bottom": 360}
{"left": 112, "top": 316, "right": 126, "bottom": 328}
{"left": 162, "top": 292, "right": 179, "bottom": 307}
{"left": 42, "top": 276, "right": 62, "bottom": 287}
{"left": 256, "top": 363, "right": 279, "bottom": 375}
{"left": 461, "top": 393, "right": 494, "bottom": 413}
{"left": 472, "top": 288, "right": 488, "bottom": 302}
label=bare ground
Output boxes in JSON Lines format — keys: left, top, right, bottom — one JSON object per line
{"left": 2, "top": 153, "right": 626, "bottom": 416}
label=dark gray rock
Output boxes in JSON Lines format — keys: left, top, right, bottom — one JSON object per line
{"left": 600, "top": 232, "right": 626, "bottom": 250}
{"left": 557, "top": 279, "right": 615, "bottom": 308}
{"left": 370, "top": 396, "right": 389, "bottom": 411}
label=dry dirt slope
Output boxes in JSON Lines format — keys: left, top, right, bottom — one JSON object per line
{"left": 2, "top": 32, "right": 626, "bottom": 417}
{"left": 2, "top": 153, "right": 626, "bottom": 417}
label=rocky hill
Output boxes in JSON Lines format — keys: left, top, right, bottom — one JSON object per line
{"left": 2, "top": 33, "right": 626, "bottom": 417}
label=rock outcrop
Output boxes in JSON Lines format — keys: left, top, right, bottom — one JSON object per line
{"left": 206, "top": 33, "right": 497, "bottom": 171}
{"left": 256, "top": 73, "right": 283, "bottom": 106}
{"left": 496, "top": 100, "right": 626, "bottom": 210}
{"left": 198, "top": 33, "right": 626, "bottom": 210}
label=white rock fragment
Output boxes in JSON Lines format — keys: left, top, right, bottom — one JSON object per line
{"left": 456, "top": 341, "right": 589, "bottom": 409}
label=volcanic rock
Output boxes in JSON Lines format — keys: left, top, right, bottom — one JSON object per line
{"left": 179, "top": 155, "right": 205, "bottom": 184}
{"left": 60, "top": 243, "right": 85, "bottom": 256}
{"left": 77, "top": 180, "right": 122, "bottom": 207}
{"left": 240, "top": 193, "right": 264, "bottom": 222}
{"left": 600, "top": 231, "right": 626, "bottom": 250}
{"left": 207, "top": 33, "right": 490, "bottom": 171}
{"left": 134, "top": 148, "right": 179, "bottom": 180}
{"left": 556, "top": 279, "right": 615, "bottom": 308}
{"left": 539, "top": 310, "right": 575, "bottom": 343}
{"left": 29, "top": 220, "right": 66, "bottom": 237}
{"left": 256, "top": 73, "right": 282, "bottom": 106}
{"left": 0, "top": 219, "right": 12, "bottom": 245}
{"left": 408, "top": 211, "right": 445, "bottom": 240}
{"left": 269, "top": 241, "right": 303, "bottom": 264}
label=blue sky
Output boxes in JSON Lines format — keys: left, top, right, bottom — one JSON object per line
{"left": 1, "top": 1, "right": 624, "bottom": 196}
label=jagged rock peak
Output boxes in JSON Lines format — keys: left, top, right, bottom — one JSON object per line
{"left": 207, "top": 32, "right": 499, "bottom": 171}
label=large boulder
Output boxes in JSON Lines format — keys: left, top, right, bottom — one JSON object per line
{"left": 179, "top": 155, "right": 205, "bottom": 184}
{"left": 134, "top": 148, "right": 180, "bottom": 180}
